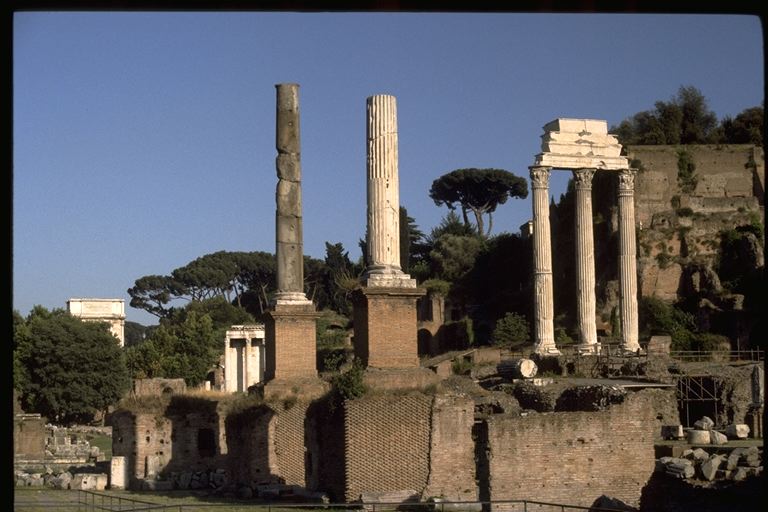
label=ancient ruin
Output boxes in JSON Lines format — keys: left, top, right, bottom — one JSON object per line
{"left": 223, "top": 324, "right": 265, "bottom": 393}
{"left": 66, "top": 298, "right": 126, "bottom": 346}
{"left": 531, "top": 119, "right": 640, "bottom": 355}
{"left": 17, "top": 92, "right": 763, "bottom": 512}
{"left": 263, "top": 84, "right": 323, "bottom": 397}
{"left": 352, "top": 94, "right": 426, "bottom": 370}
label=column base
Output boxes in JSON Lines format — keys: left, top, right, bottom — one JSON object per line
{"left": 576, "top": 343, "right": 602, "bottom": 355}
{"left": 534, "top": 344, "right": 561, "bottom": 356}
{"left": 352, "top": 286, "right": 426, "bottom": 368}
{"left": 265, "top": 302, "right": 319, "bottom": 381}
{"left": 617, "top": 344, "right": 644, "bottom": 356}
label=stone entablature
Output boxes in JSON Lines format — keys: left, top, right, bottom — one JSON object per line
{"left": 534, "top": 118, "right": 629, "bottom": 170}
{"left": 67, "top": 298, "right": 126, "bottom": 346}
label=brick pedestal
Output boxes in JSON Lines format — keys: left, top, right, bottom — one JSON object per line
{"left": 265, "top": 302, "right": 319, "bottom": 381}
{"left": 352, "top": 286, "right": 426, "bottom": 368}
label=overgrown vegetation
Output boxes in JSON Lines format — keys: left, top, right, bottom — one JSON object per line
{"left": 492, "top": 312, "right": 530, "bottom": 350}
{"left": 676, "top": 149, "right": 698, "bottom": 194}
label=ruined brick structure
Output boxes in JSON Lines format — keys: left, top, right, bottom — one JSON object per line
{"left": 108, "top": 386, "right": 681, "bottom": 507}
{"left": 485, "top": 389, "right": 664, "bottom": 509}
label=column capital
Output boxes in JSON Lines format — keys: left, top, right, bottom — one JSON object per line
{"left": 618, "top": 168, "right": 636, "bottom": 194}
{"left": 529, "top": 166, "right": 551, "bottom": 188}
{"left": 572, "top": 168, "right": 596, "bottom": 190}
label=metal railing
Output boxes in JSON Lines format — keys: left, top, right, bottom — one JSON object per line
{"left": 668, "top": 349, "right": 764, "bottom": 362}
{"left": 48, "top": 492, "right": 638, "bottom": 512}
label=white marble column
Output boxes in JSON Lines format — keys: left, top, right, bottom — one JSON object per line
{"left": 365, "top": 94, "right": 414, "bottom": 288}
{"left": 617, "top": 169, "right": 641, "bottom": 352}
{"left": 573, "top": 168, "right": 599, "bottom": 354}
{"left": 530, "top": 166, "right": 559, "bottom": 355}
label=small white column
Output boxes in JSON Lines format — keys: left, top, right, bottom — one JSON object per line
{"left": 617, "top": 169, "right": 641, "bottom": 352}
{"left": 573, "top": 168, "right": 599, "bottom": 354}
{"left": 530, "top": 166, "right": 559, "bottom": 355}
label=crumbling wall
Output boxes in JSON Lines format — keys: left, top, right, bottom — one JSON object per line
{"left": 486, "top": 389, "right": 663, "bottom": 508}
{"left": 109, "top": 409, "right": 172, "bottom": 484}
{"left": 629, "top": 145, "right": 763, "bottom": 227}
{"left": 14, "top": 414, "right": 46, "bottom": 459}
{"left": 225, "top": 404, "right": 277, "bottom": 486}
{"left": 343, "top": 393, "right": 432, "bottom": 501}
{"left": 423, "top": 394, "right": 477, "bottom": 502}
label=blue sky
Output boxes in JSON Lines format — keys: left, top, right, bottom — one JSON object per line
{"left": 12, "top": 11, "right": 764, "bottom": 326}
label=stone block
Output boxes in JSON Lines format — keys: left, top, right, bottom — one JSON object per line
{"left": 693, "top": 416, "right": 715, "bottom": 430}
{"left": 276, "top": 153, "right": 301, "bottom": 181}
{"left": 725, "top": 424, "right": 750, "bottom": 439}
{"left": 661, "top": 425, "right": 684, "bottom": 439}
{"left": 110, "top": 456, "right": 127, "bottom": 489}
{"left": 687, "top": 430, "right": 711, "bottom": 445}
{"left": 700, "top": 455, "right": 724, "bottom": 481}
{"left": 72, "top": 473, "right": 108, "bottom": 491}
{"left": 710, "top": 430, "right": 728, "bottom": 445}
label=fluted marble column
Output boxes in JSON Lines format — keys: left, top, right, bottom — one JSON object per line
{"left": 364, "top": 94, "right": 414, "bottom": 288}
{"left": 573, "top": 168, "right": 599, "bottom": 354}
{"left": 274, "top": 83, "right": 310, "bottom": 304}
{"left": 530, "top": 166, "right": 559, "bottom": 355}
{"left": 617, "top": 169, "right": 640, "bottom": 352}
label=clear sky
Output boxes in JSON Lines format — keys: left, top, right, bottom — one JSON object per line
{"left": 12, "top": 11, "right": 764, "bottom": 326}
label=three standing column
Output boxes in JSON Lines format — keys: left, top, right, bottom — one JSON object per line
{"left": 530, "top": 166, "right": 559, "bottom": 355}
{"left": 573, "top": 168, "right": 599, "bottom": 354}
{"left": 617, "top": 169, "right": 641, "bottom": 352}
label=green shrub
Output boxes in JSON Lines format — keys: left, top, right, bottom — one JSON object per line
{"left": 492, "top": 312, "right": 530, "bottom": 350}
{"left": 676, "top": 149, "right": 698, "bottom": 194}
{"left": 330, "top": 359, "right": 367, "bottom": 400}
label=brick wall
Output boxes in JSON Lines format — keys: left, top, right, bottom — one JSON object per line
{"left": 343, "top": 393, "right": 432, "bottom": 501}
{"left": 353, "top": 288, "right": 425, "bottom": 368}
{"left": 110, "top": 410, "right": 173, "bottom": 484}
{"left": 274, "top": 400, "right": 312, "bottom": 486}
{"left": 265, "top": 305, "right": 319, "bottom": 380}
{"left": 423, "top": 395, "right": 477, "bottom": 502}
{"left": 486, "top": 389, "right": 662, "bottom": 508}
{"left": 225, "top": 405, "right": 278, "bottom": 485}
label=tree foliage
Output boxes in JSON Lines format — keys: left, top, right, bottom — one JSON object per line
{"left": 613, "top": 86, "right": 762, "bottom": 147}
{"left": 125, "top": 309, "right": 221, "bottom": 386}
{"left": 720, "top": 105, "right": 764, "bottom": 146}
{"left": 492, "top": 312, "right": 530, "bottom": 350}
{"left": 14, "top": 307, "right": 130, "bottom": 424}
{"left": 429, "top": 168, "right": 528, "bottom": 237}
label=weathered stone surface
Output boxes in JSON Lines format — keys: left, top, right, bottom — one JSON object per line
{"left": 700, "top": 454, "right": 724, "bottom": 481}
{"left": 694, "top": 416, "right": 715, "bottom": 430}
{"left": 72, "top": 473, "right": 108, "bottom": 491}
{"left": 276, "top": 153, "right": 300, "bottom": 181}
{"left": 709, "top": 430, "right": 728, "bottom": 445}
{"left": 365, "top": 94, "right": 404, "bottom": 279}
{"left": 687, "top": 429, "right": 711, "bottom": 445}
{"left": 661, "top": 425, "right": 684, "bottom": 439}
{"left": 530, "top": 166, "right": 557, "bottom": 355}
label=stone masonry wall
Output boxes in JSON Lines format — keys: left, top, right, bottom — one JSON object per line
{"left": 486, "top": 389, "right": 661, "bottom": 509}
{"left": 423, "top": 394, "right": 477, "bottom": 502}
{"left": 629, "top": 145, "right": 764, "bottom": 227}
{"left": 343, "top": 393, "right": 432, "bottom": 501}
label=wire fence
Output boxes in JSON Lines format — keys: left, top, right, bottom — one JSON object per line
{"left": 13, "top": 491, "right": 639, "bottom": 512}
